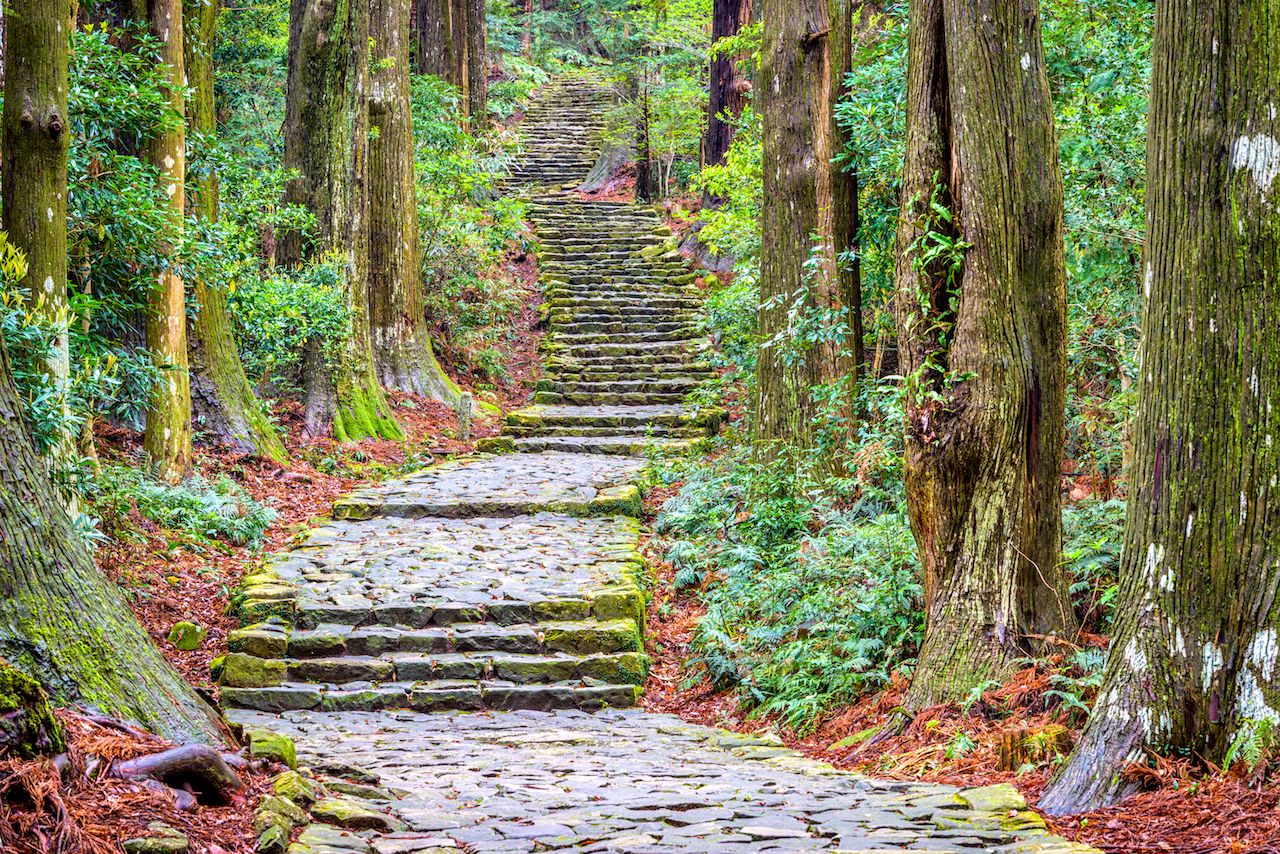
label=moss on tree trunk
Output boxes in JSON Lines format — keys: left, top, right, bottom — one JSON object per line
{"left": 137, "top": 0, "right": 193, "bottom": 483}
{"left": 753, "top": 0, "right": 861, "bottom": 455}
{"left": 282, "top": 0, "right": 401, "bottom": 442}
{"left": 0, "top": 345, "right": 224, "bottom": 745}
{"left": 893, "top": 0, "right": 1074, "bottom": 710}
{"left": 2, "top": 0, "right": 76, "bottom": 479}
{"left": 369, "top": 0, "right": 463, "bottom": 405}
{"left": 1040, "top": 2, "right": 1280, "bottom": 814}
{"left": 184, "top": 0, "right": 288, "bottom": 464}
{"left": 0, "top": 662, "right": 65, "bottom": 758}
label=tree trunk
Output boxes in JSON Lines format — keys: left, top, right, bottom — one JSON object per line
{"left": 704, "top": 0, "right": 751, "bottom": 205}
{"left": 369, "top": 0, "right": 463, "bottom": 403}
{"left": 1039, "top": 2, "right": 1280, "bottom": 815}
{"left": 283, "top": 0, "right": 402, "bottom": 442}
{"left": 133, "top": 0, "right": 193, "bottom": 484}
{"left": 521, "top": 0, "right": 531, "bottom": 57}
{"left": 464, "top": 0, "right": 486, "bottom": 122}
{"left": 184, "top": 0, "right": 289, "bottom": 464}
{"left": 893, "top": 0, "right": 1073, "bottom": 711}
{"left": 752, "top": 0, "right": 861, "bottom": 453}
{"left": 2, "top": 0, "right": 76, "bottom": 477}
{"left": 416, "top": 0, "right": 454, "bottom": 79}
{"left": 0, "top": 346, "right": 225, "bottom": 745}
{"left": 451, "top": 0, "right": 469, "bottom": 110}
{"left": 635, "top": 80, "right": 654, "bottom": 203}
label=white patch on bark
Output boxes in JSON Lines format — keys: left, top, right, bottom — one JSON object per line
{"left": 1241, "top": 490, "right": 1249, "bottom": 524}
{"left": 1248, "top": 629, "right": 1278, "bottom": 681}
{"left": 1213, "top": 38, "right": 1219, "bottom": 55}
{"left": 1210, "top": 318, "right": 1218, "bottom": 333}
{"left": 1143, "top": 264, "right": 1153, "bottom": 298}
{"left": 44, "top": 276, "right": 55, "bottom": 293}
{"left": 47, "top": 207, "right": 54, "bottom": 222}
{"left": 1124, "top": 637, "right": 1148, "bottom": 674}
{"left": 1020, "top": 53, "right": 1031, "bottom": 71}
{"left": 1159, "top": 564, "right": 1175, "bottom": 592}
{"left": 1143, "top": 543, "right": 1165, "bottom": 585}
{"left": 1250, "top": 368, "right": 1260, "bottom": 395}
{"left": 1231, "top": 134, "right": 1280, "bottom": 192}
{"left": 1173, "top": 626, "right": 1186, "bottom": 657}
{"left": 1202, "top": 642, "right": 1224, "bottom": 690}
{"left": 164, "top": 427, "right": 172, "bottom": 440}
{"left": 1186, "top": 513, "right": 1195, "bottom": 537}
{"left": 166, "top": 182, "right": 178, "bottom": 198}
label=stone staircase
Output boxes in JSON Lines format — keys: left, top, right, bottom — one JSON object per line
{"left": 219, "top": 454, "right": 651, "bottom": 714}
{"left": 505, "top": 72, "right": 612, "bottom": 191}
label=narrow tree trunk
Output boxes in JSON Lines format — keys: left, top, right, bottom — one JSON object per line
{"left": 138, "top": 0, "right": 193, "bottom": 483}
{"left": 753, "top": 0, "right": 861, "bottom": 452}
{"left": 0, "top": 343, "right": 225, "bottom": 745}
{"left": 464, "top": 0, "right": 486, "bottom": 122}
{"left": 416, "top": 0, "right": 454, "bottom": 79}
{"left": 451, "top": 0, "right": 469, "bottom": 110}
{"left": 283, "top": 0, "right": 402, "bottom": 442}
{"left": 893, "top": 0, "right": 1073, "bottom": 710}
{"left": 1040, "top": 2, "right": 1280, "bottom": 815}
{"left": 704, "top": 0, "right": 751, "bottom": 205}
{"left": 369, "top": 0, "right": 463, "bottom": 403}
{"left": 2, "top": 0, "right": 76, "bottom": 479}
{"left": 184, "top": 0, "right": 288, "bottom": 463}
{"left": 521, "top": 0, "right": 531, "bottom": 57}
{"left": 635, "top": 79, "right": 653, "bottom": 203}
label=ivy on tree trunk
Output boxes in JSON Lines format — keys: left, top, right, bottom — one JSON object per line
{"left": 893, "top": 0, "right": 1074, "bottom": 711}
{"left": 184, "top": 0, "right": 288, "bottom": 464}
{"left": 1040, "top": 1, "right": 1280, "bottom": 814}
{"left": 369, "top": 0, "right": 463, "bottom": 404}
{"left": 753, "top": 0, "right": 861, "bottom": 455}
{"left": 283, "top": 0, "right": 402, "bottom": 442}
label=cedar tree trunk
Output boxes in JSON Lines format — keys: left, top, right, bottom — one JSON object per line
{"left": 185, "top": 0, "right": 289, "bottom": 463}
{"left": 753, "top": 0, "right": 861, "bottom": 452}
{"left": 138, "top": 0, "right": 194, "bottom": 484}
{"left": 1040, "top": 1, "right": 1280, "bottom": 814}
{"left": 464, "top": 0, "right": 486, "bottom": 121}
{"left": 704, "top": 0, "right": 751, "bottom": 205}
{"left": 451, "top": 0, "right": 469, "bottom": 109}
{"left": 417, "top": 0, "right": 455, "bottom": 80}
{"left": 1, "top": 0, "right": 75, "bottom": 470}
{"left": 369, "top": 0, "right": 463, "bottom": 403}
{"left": 893, "top": 0, "right": 1074, "bottom": 710}
{"left": 283, "top": 0, "right": 402, "bottom": 442}
{"left": 0, "top": 343, "right": 225, "bottom": 745}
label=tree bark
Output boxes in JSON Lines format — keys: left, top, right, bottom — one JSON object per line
{"left": 282, "top": 0, "right": 402, "bottom": 442}
{"left": 893, "top": 0, "right": 1073, "bottom": 711}
{"left": 704, "top": 0, "right": 751, "bottom": 205}
{"left": 416, "top": 0, "right": 454, "bottom": 80}
{"left": 0, "top": 346, "right": 225, "bottom": 745}
{"left": 369, "top": 0, "right": 463, "bottom": 403}
{"left": 753, "top": 0, "right": 861, "bottom": 453}
{"left": 1040, "top": 1, "right": 1280, "bottom": 815}
{"left": 451, "top": 0, "right": 469, "bottom": 109}
{"left": 464, "top": 0, "right": 486, "bottom": 122}
{"left": 2, "top": 0, "right": 76, "bottom": 476}
{"left": 135, "top": 0, "right": 193, "bottom": 483}
{"left": 184, "top": 0, "right": 289, "bottom": 463}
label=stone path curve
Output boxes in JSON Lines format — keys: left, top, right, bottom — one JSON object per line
{"left": 220, "top": 74, "right": 1096, "bottom": 853}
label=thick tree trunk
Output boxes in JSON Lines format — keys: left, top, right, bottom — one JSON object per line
{"left": 185, "top": 0, "right": 288, "bottom": 463}
{"left": 135, "top": 0, "right": 193, "bottom": 483}
{"left": 753, "top": 0, "right": 861, "bottom": 452}
{"left": 704, "top": 0, "right": 751, "bottom": 205}
{"left": 464, "top": 0, "right": 486, "bottom": 122}
{"left": 283, "top": 0, "right": 402, "bottom": 442}
{"left": 451, "top": 0, "right": 469, "bottom": 109}
{"left": 416, "top": 0, "right": 454, "bottom": 79}
{"left": 2, "top": 0, "right": 76, "bottom": 476}
{"left": 1040, "top": 2, "right": 1280, "bottom": 815}
{"left": 893, "top": 0, "right": 1073, "bottom": 710}
{"left": 0, "top": 345, "right": 225, "bottom": 745}
{"left": 369, "top": 0, "right": 463, "bottom": 403}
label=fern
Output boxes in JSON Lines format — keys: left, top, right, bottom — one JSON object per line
{"left": 1224, "top": 718, "right": 1279, "bottom": 774}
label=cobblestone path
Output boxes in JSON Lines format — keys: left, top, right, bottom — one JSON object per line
{"left": 220, "top": 76, "right": 1096, "bottom": 853}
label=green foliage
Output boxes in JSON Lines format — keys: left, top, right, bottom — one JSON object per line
{"left": 1061, "top": 499, "right": 1126, "bottom": 629}
{"left": 90, "top": 463, "right": 277, "bottom": 548}
{"left": 1224, "top": 718, "right": 1279, "bottom": 776}
{"left": 1043, "top": 648, "right": 1107, "bottom": 723}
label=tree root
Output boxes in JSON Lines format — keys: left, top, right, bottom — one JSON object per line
{"left": 109, "top": 744, "right": 243, "bottom": 807}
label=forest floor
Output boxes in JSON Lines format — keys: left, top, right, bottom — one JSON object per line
{"left": 639, "top": 480, "right": 1280, "bottom": 854}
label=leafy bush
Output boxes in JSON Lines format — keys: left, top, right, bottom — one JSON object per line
{"left": 91, "top": 464, "right": 277, "bottom": 548}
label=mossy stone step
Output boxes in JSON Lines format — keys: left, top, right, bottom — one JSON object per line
{"left": 222, "top": 679, "right": 642, "bottom": 713}
{"left": 514, "top": 436, "right": 700, "bottom": 457}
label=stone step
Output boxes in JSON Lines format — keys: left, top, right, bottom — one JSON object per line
{"left": 222, "top": 679, "right": 642, "bottom": 714}
{"left": 505, "top": 424, "right": 703, "bottom": 439}
{"left": 506, "top": 404, "right": 723, "bottom": 431}
{"left": 535, "top": 391, "right": 691, "bottom": 406}
{"left": 551, "top": 330, "right": 702, "bottom": 346}
{"left": 551, "top": 342, "right": 708, "bottom": 359}
{"left": 551, "top": 320, "right": 695, "bottom": 336}
{"left": 514, "top": 436, "right": 699, "bottom": 456}
{"left": 539, "top": 378, "right": 702, "bottom": 395}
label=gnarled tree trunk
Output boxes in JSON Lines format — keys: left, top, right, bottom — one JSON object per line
{"left": 753, "top": 0, "right": 861, "bottom": 453}
{"left": 185, "top": 0, "right": 289, "bottom": 463}
{"left": 283, "top": 0, "right": 402, "bottom": 442}
{"left": 1040, "top": 1, "right": 1280, "bottom": 814}
{"left": 369, "top": 0, "right": 462, "bottom": 403}
{"left": 136, "top": 0, "right": 193, "bottom": 483}
{"left": 893, "top": 0, "right": 1073, "bottom": 711}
